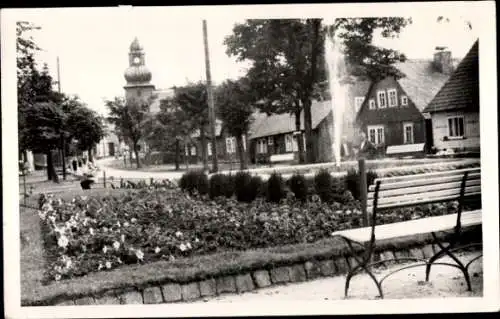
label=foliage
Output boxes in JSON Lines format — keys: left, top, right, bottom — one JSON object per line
{"left": 288, "top": 173, "right": 309, "bottom": 202}
{"left": 38, "top": 189, "right": 460, "bottom": 281}
{"left": 224, "top": 18, "right": 411, "bottom": 162}
{"left": 173, "top": 82, "right": 211, "bottom": 169}
{"left": 209, "top": 174, "right": 234, "bottom": 199}
{"left": 234, "top": 171, "right": 262, "bottom": 203}
{"left": 179, "top": 170, "right": 209, "bottom": 195}
{"left": 345, "top": 168, "right": 378, "bottom": 200}
{"left": 105, "top": 97, "right": 150, "bottom": 168}
{"left": 266, "top": 172, "right": 286, "bottom": 203}
{"left": 314, "top": 169, "right": 336, "bottom": 204}
{"left": 216, "top": 78, "right": 256, "bottom": 169}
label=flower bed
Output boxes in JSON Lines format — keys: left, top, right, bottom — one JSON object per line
{"left": 38, "top": 187, "right": 466, "bottom": 283}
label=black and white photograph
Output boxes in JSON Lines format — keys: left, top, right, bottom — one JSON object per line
{"left": 2, "top": 2, "right": 499, "bottom": 318}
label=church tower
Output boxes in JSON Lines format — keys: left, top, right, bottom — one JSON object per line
{"left": 124, "top": 37, "right": 155, "bottom": 103}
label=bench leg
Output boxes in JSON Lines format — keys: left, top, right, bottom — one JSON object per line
{"left": 426, "top": 232, "right": 472, "bottom": 291}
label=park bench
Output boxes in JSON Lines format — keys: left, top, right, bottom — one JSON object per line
{"left": 269, "top": 153, "right": 295, "bottom": 165}
{"left": 332, "top": 165, "right": 482, "bottom": 298}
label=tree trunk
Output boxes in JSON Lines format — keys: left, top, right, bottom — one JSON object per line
{"left": 61, "top": 135, "right": 66, "bottom": 180}
{"left": 294, "top": 103, "right": 305, "bottom": 163}
{"left": 129, "top": 145, "right": 133, "bottom": 167}
{"left": 236, "top": 134, "right": 248, "bottom": 170}
{"left": 175, "top": 139, "right": 180, "bottom": 171}
{"left": 303, "top": 98, "right": 315, "bottom": 163}
{"left": 46, "top": 150, "right": 59, "bottom": 183}
{"left": 200, "top": 126, "right": 208, "bottom": 171}
{"left": 133, "top": 144, "right": 141, "bottom": 169}
{"left": 88, "top": 148, "right": 93, "bottom": 163}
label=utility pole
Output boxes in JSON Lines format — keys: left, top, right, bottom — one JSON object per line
{"left": 57, "top": 56, "right": 67, "bottom": 180}
{"left": 203, "top": 20, "right": 218, "bottom": 173}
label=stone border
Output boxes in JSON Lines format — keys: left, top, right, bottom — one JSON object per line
{"left": 51, "top": 242, "right": 479, "bottom": 306}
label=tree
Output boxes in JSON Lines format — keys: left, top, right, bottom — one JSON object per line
{"left": 143, "top": 95, "right": 194, "bottom": 170}
{"left": 216, "top": 78, "right": 255, "bottom": 170}
{"left": 173, "top": 82, "right": 210, "bottom": 171}
{"left": 106, "top": 97, "right": 149, "bottom": 168}
{"left": 225, "top": 18, "right": 410, "bottom": 163}
{"left": 65, "top": 97, "right": 105, "bottom": 162}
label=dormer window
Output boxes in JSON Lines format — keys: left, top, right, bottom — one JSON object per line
{"left": 401, "top": 95, "right": 408, "bottom": 106}
{"left": 377, "top": 91, "right": 387, "bottom": 108}
{"left": 368, "top": 99, "right": 376, "bottom": 110}
{"left": 388, "top": 89, "right": 398, "bottom": 107}
{"left": 354, "top": 97, "right": 365, "bottom": 112}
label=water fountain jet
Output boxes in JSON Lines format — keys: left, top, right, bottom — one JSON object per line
{"left": 324, "top": 28, "right": 349, "bottom": 168}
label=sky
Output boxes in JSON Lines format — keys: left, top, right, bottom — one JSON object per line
{"left": 11, "top": 5, "right": 481, "bottom": 116}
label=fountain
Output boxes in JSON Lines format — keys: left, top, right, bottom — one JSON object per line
{"left": 324, "top": 29, "right": 349, "bottom": 167}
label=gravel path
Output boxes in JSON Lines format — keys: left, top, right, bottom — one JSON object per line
{"left": 192, "top": 251, "right": 482, "bottom": 303}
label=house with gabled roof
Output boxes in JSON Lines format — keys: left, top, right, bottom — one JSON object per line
{"left": 422, "top": 39, "right": 479, "bottom": 154}
{"left": 355, "top": 49, "right": 459, "bottom": 156}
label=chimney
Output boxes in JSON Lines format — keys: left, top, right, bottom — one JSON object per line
{"left": 433, "top": 47, "right": 453, "bottom": 74}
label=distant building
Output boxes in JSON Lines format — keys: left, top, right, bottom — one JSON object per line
{"left": 422, "top": 40, "right": 479, "bottom": 154}
{"left": 355, "top": 49, "right": 459, "bottom": 156}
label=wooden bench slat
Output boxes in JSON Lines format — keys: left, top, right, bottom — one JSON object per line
{"left": 332, "top": 210, "right": 482, "bottom": 243}
{"left": 370, "top": 186, "right": 481, "bottom": 207}
{"left": 368, "top": 172, "right": 481, "bottom": 192}
{"left": 367, "top": 192, "right": 482, "bottom": 212}
{"left": 373, "top": 167, "right": 480, "bottom": 184}
{"left": 367, "top": 178, "right": 481, "bottom": 200}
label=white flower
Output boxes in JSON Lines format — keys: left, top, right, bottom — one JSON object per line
{"left": 195, "top": 237, "right": 200, "bottom": 243}
{"left": 131, "top": 218, "right": 137, "bottom": 223}
{"left": 102, "top": 245, "right": 108, "bottom": 253}
{"left": 175, "top": 231, "right": 183, "bottom": 238}
{"left": 105, "top": 261, "right": 112, "bottom": 269}
{"left": 103, "top": 227, "right": 108, "bottom": 233}
{"left": 169, "top": 255, "right": 176, "bottom": 262}
{"left": 113, "top": 241, "right": 120, "bottom": 250}
{"left": 135, "top": 249, "right": 144, "bottom": 261}
{"left": 54, "top": 274, "right": 62, "bottom": 281}
{"left": 83, "top": 218, "right": 88, "bottom": 226}
{"left": 117, "top": 257, "right": 123, "bottom": 264}
{"left": 123, "top": 221, "right": 129, "bottom": 227}
{"left": 186, "top": 242, "right": 192, "bottom": 250}
{"left": 38, "top": 211, "right": 47, "bottom": 220}
{"left": 154, "top": 246, "right": 161, "bottom": 254}
{"left": 57, "top": 235, "right": 69, "bottom": 248}
{"left": 89, "top": 228, "right": 94, "bottom": 235}
{"left": 179, "top": 243, "right": 187, "bottom": 252}
{"left": 120, "top": 234, "right": 125, "bottom": 242}
{"left": 116, "top": 221, "right": 121, "bottom": 228}
{"left": 98, "top": 263, "right": 103, "bottom": 270}
{"left": 48, "top": 215, "right": 56, "bottom": 223}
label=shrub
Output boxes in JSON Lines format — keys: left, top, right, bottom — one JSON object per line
{"left": 288, "top": 173, "right": 308, "bottom": 202}
{"left": 314, "top": 169, "right": 335, "bottom": 204}
{"left": 345, "top": 168, "right": 378, "bottom": 200}
{"left": 209, "top": 174, "right": 234, "bottom": 199}
{"left": 180, "top": 170, "right": 209, "bottom": 195}
{"left": 266, "top": 172, "right": 285, "bottom": 203}
{"left": 234, "top": 172, "right": 262, "bottom": 203}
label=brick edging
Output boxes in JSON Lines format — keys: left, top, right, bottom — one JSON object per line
{"left": 53, "top": 243, "right": 466, "bottom": 306}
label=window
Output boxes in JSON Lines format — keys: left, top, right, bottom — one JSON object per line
{"left": 368, "top": 99, "right": 376, "bottom": 110}
{"left": 285, "top": 134, "right": 293, "bottom": 152}
{"left": 367, "top": 125, "right": 385, "bottom": 145}
{"left": 268, "top": 136, "right": 273, "bottom": 145}
{"left": 377, "top": 91, "right": 387, "bottom": 108}
{"left": 257, "top": 139, "right": 267, "bottom": 154}
{"left": 401, "top": 95, "right": 408, "bottom": 106}
{"left": 354, "top": 97, "right": 365, "bottom": 112}
{"left": 190, "top": 145, "right": 197, "bottom": 156}
{"left": 225, "top": 137, "right": 236, "bottom": 154}
{"left": 207, "top": 142, "right": 212, "bottom": 156}
{"left": 388, "top": 89, "right": 398, "bottom": 107}
{"left": 292, "top": 135, "right": 299, "bottom": 152}
{"left": 403, "top": 122, "right": 414, "bottom": 144}
{"left": 448, "top": 117, "right": 465, "bottom": 138}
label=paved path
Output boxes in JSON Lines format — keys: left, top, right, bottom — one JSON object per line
{"left": 95, "top": 158, "right": 185, "bottom": 181}
{"left": 191, "top": 251, "right": 482, "bottom": 303}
